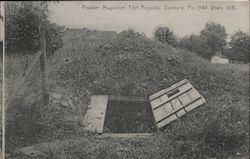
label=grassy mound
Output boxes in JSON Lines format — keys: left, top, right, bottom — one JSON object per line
{"left": 54, "top": 29, "right": 249, "bottom": 157}
{"left": 6, "top": 29, "right": 249, "bottom": 158}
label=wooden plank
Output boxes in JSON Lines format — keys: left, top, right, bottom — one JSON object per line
{"left": 171, "top": 98, "right": 182, "bottom": 110}
{"left": 156, "top": 114, "right": 177, "bottom": 129}
{"left": 187, "top": 88, "right": 202, "bottom": 100}
{"left": 152, "top": 106, "right": 168, "bottom": 123}
{"left": 152, "top": 83, "right": 193, "bottom": 110}
{"left": 84, "top": 112, "right": 106, "bottom": 133}
{"left": 83, "top": 95, "right": 108, "bottom": 133}
{"left": 152, "top": 102, "right": 173, "bottom": 123}
{"left": 149, "top": 89, "right": 167, "bottom": 101}
{"left": 149, "top": 79, "right": 188, "bottom": 101}
{"left": 150, "top": 94, "right": 167, "bottom": 109}
{"left": 176, "top": 109, "right": 186, "bottom": 117}
{"left": 150, "top": 80, "right": 206, "bottom": 129}
{"left": 152, "top": 93, "right": 202, "bottom": 124}
{"left": 179, "top": 93, "right": 192, "bottom": 105}
{"left": 184, "top": 97, "right": 206, "bottom": 112}
{"left": 154, "top": 95, "right": 202, "bottom": 124}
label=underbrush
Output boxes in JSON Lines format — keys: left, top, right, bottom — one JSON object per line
{"left": 6, "top": 95, "right": 88, "bottom": 154}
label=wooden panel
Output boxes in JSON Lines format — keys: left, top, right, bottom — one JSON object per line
{"left": 159, "top": 94, "right": 169, "bottom": 104}
{"left": 177, "top": 82, "right": 193, "bottom": 93}
{"left": 179, "top": 93, "right": 192, "bottom": 105}
{"left": 152, "top": 104, "right": 170, "bottom": 123}
{"left": 153, "top": 102, "right": 173, "bottom": 123}
{"left": 149, "top": 79, "right": 188, "bottom": 101}
{"left": 150, "top": 96, "right": 164, "bottom": 109}
{"left": 184, "top": 97, "right": 206, "bottom": 112}
{"left": 83, "top": 95, "right": 108, "bottom": 133}
{"left": 163, "top": 102, "right": 174, "bottom": 115}
{"left": 149, "top": 89, "right": 168, "bottom": 101}
{"left": 151, "top": 82, "right": 193, "bottom": 110}
{"left": 171, "top": 98, "right": 182, "bottom": 110}
{"left": 151, "top": 94, "right": 171, "bottom": 110}
{"left": 157, "top": 114, "right": 177, "bottom": 129}
{"left": 150, "top": 79, "right": 206, "bottom": 129}
{"left": 187, "top": 88, "right": 201, "bottom": 100}
{"left": 176, "top": 109, "right": 186, "bottom": 117}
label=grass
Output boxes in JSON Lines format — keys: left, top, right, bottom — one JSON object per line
{"left": 5, "top": 29, "right": 249, "bottom": 159}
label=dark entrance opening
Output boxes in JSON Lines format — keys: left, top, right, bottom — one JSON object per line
{"left": 104, "top": 96, "right": 156, "bottom": 133}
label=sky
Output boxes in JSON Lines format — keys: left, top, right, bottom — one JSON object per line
{"left": 48, "top": 1, "right": 249, "bottom": 38}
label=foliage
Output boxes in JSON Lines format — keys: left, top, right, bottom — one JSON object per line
{"left": 5, "top": 2, "right": 64, "bottom": 56}
{"left": 45, "top": 22, "right": 65, "bottom": 55}
{"left": 178, "top": 34, "right": 200, "bottom": 51}
{"left": 153, "top": 26, "right": 177, "bottom": 46}
{"left": 200, "top": 22, "right": 227, "bottom": 55}
{"left": 227, "top": 30, "right": 250, "bottom": 63}
{"left": 178, "top": 34, "right": 213, "bottom": 59}
{"left": 178, "top": 22, "right": 227, "bottom": 60}
{"left": 5, "top": 2, "right": 41, "bottom": 55}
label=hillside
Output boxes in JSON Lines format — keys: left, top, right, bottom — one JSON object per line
{"left": 6, "top": 29, "right": 249, "bottom": 159}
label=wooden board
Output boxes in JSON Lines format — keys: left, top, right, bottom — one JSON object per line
{"left": 83, "top": 95, "right": 108, "bottom": 133}
{"left": 149, "top": 79, "right": 206, "bottom": 129}
{"left": 150, "top": 82, "right": 193, "bottom": 110}
{"left": 149, "top": 79, "right": 188, "bottom": 101}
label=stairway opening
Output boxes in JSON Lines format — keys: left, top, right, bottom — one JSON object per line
{"left": 103, "top": 96, "right": 156, "bottom": 133}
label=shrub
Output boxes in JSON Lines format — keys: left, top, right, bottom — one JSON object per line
{"left": 153, "top": 26, "right": 177, "bottom": 46}
{"left": 227, "top": 30, "right": 250, "bottom": 63}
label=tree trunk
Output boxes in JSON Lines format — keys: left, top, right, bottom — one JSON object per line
{"left": 40, "top": 24, "right": 49, "bottom": 105}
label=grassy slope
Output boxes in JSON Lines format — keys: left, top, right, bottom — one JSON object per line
{"left": 6, "top": 29, "right": 249, "bottom": 159}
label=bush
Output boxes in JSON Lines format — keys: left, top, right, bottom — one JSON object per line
{"left": 153, "top": 26, "right": 177, "bottom": 46}
{"left": 227, "top": 30, "right": 250, "bottom": 63}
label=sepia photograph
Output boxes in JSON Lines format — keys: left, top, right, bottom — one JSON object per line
{"left": 3, "top": 1, "right": 250, "bottom": 159}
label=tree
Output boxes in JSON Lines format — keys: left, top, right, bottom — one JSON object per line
{"left": 200, "top": 22, "right": 227, "bottom": 59}
{"left": 177, "top": 34, "right": 214, "bottom": 59}
{"left": 5, "top": 2, "right": 64, "bottom": 56}
{"left": 227, "top": 31, "right": 249, "bottom": 63}
{"left": 178, "top": 34, "right": 200, "bottom": 51}
{"left": 153, "top": 26, "right": 177, "bottom": 46}
{"left": 5, "top": 2, "right": 41, "bottom": 55}
{"left": 177, "top": 22, "right": 227, "bottom": 60}
{"left": 192, "top": 38, "right": 213, "bottom": 59}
